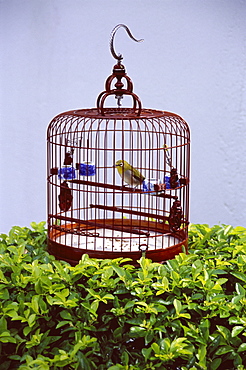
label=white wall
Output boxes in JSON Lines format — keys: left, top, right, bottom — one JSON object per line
{"left": 0, "top": 0, "right": 245, "bottom": 233}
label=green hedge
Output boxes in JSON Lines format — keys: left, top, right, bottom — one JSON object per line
{"left": 0, "top": 222, "right": 246, "bottom": 370}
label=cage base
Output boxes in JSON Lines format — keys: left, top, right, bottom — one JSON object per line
{"left": 48, "top": 218, "right": 188, "bottom": 265}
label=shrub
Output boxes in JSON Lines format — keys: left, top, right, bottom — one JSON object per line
{"left": 0, "top": 222, "right": 245, "bottom": 369}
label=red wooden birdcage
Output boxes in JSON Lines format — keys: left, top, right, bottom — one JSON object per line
{"left": 47, "top": 25, "right": 190, "bottom": 265}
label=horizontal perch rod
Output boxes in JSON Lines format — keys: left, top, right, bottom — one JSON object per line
{"left": 90, "top": 204, "right": 169, "bottom": 222}
{"left": 69, "top": 179, "right": 142, "bottom": 192}
{"left": 68, "top": 179, "right": 178, "bottom": 199}
{"left": 50, "top": 214, "right": 150, "bottom": 237}
{"left": 52, "top": 224, "right": 100, "bottom": 238}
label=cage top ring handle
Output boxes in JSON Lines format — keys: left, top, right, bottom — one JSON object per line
{"left": 97, "top": 24, "right": 143, "bottom": 115}
{"left": 110, "top": 24, "right": 144, "bottom": 62}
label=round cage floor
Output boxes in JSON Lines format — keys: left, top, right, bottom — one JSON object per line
{"left": 55, "top": 228, "right": 179, "bottom": 252}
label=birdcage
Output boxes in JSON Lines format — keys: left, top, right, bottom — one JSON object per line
{"left": 47, "top": 25, "right": 190, "bottom": 265}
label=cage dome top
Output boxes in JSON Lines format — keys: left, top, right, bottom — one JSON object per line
{"left": 66, "top": 24, "right": 181, "bottom": 121}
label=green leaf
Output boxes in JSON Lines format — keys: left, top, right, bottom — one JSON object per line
{"left": 113, "top": 327, "right": 123, "bottom": 340}
{"left": 232, "top": 295, "right": 243, "bottom": 304}
{"left": 28, "top": 313, "right": 36, "bottom": 327}
{"left": 139, "top": 256, "right": 152, "bottom": 271}
{"left": 173, "top": 298, "right": 182, "bottom": 314}
{"left": 0, "top": 316, "right": 7, "bottom": 332}
{"left": 235, "top": 283, "right": 245, "bottom": 296}
{"left": 112, "top": 265, "right": 127, "bottom": 278}
{"left": 231, "top": 272, "right": 246, "bottom": 283}
{"left": 215, "top": 345, "right": 233, "bottom": 355}
{"left": 0, "top": 288, "right": 9, "bottom": 300}
{"left": 9, "top": 355, "right": 21, "bottom": 361}
{"left": 56, "top": 320, "right": 70, "bottom": 329}
{"left": 192, "top": 260, "right": 203, "bottom": 279}
{"left": 101, "top": 266, "right": 114, "bottom": 280}
{"left": 238, "top": 342, "right": 246, "bottom": 352}
{"left": 200, "top": 319, "right": 210, "bottom": 341}
{"left": 126, "top": 318, "right": 143, "bottom": 325}
{"left": 142, "top": 347, "right": 152, "bottom": 361}
{"left": 216, "top": 325, "right": 231, "bottom": 340}
{"left": 161, "top": 276, "right": 169, "bottom": 290}
{"left": 145, "top": 330, "right": 154, "bottom": 345}
{"left": 60, "top": 310, "right": 73, "bottom": 320}
{"left": 171, "top": 270, "right": 180, "bottom": 282}
{"left": 121, "top": 351, "right": 129, "bottom": 365}
{"left": 210, "top": 358, "right": 222, "bottom": 370}
{"left": 0, "top": 332, "right": 16, "bottom": 343}
{"left": 23, "top": 326, "right": 33, "bottom": 336}
{"left": 130, "top": 326, "right": 146, "bottom": 335}
{"left": 124, "top": 300, "right": 135, "bottom": 310}
{"left": 102, "top": 293, "right": 115, "bottom": 300}
{"left": 91, "top": 300, "right": 99, "bottom": 313}
{"left": 231, "top": 326, "right": 244, "bottom": 337}
{"left": 31, "top": 295, "right": 40, "bottom": 314}
{"left": 151, "top": 342, "right": 160, "bottom": 354}
{"left": 196, "top": 344, "right": 206, "bottom": 362}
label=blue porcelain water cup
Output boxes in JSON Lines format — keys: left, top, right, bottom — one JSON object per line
{"left": 58, "top": 166, "right": 76, "bottom": 180}
{"left": 79, "top": 161, "right": 96, "bottom": 176}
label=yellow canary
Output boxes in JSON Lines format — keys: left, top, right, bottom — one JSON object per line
{"left": 115, "top": 160, "right": 145, "bottom": 188}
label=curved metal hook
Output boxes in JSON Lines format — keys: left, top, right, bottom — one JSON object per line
{"left": 110, "top": 24, "right": 144, "bottom": 61}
